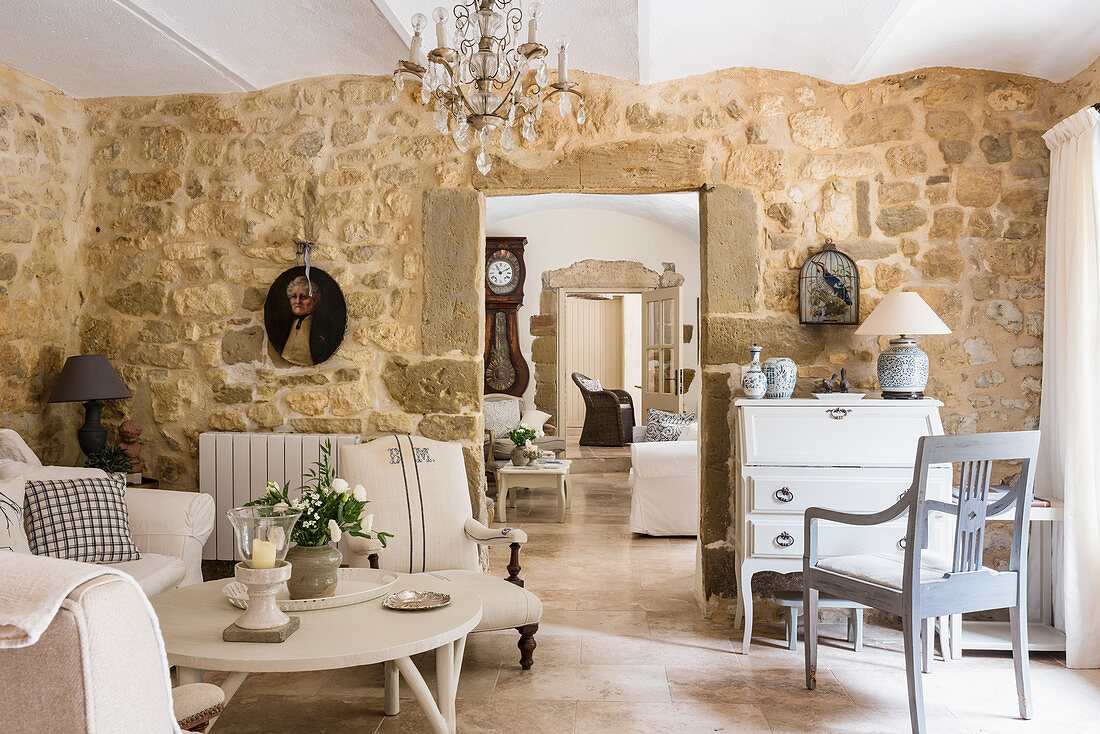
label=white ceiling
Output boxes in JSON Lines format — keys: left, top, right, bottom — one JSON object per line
{"left": 487, "top": 192, "right": 700, "bottom": 242}
{"left": 4, "top": 0, "right": 1100, "bottom": 98}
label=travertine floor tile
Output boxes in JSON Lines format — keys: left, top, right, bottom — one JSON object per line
{"left": 375, "top": 699, "right": 576, "bottom": 733}
{"left": 490, "top": 661, "right": 672, "bottom": 702}
{"left": 574, "top": 701, "right": 773, "bottom": 733}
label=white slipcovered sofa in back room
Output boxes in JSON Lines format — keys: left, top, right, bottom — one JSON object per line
{"left": 628, "top": 422, "right": 699, "bottom": 536}
{"left": 0, "top": 429, "right": 214, "bottom": 595}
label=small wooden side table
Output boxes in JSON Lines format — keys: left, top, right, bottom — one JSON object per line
{"left": 495, "top": 460, "right": 573, "bottom": 523}
{"left": 772, "top": 590, "right": 869, "bottom": 652}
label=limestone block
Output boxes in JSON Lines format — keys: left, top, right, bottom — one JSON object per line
{"left": 999, "top": 188, "right": 1047, "bottom": 218}
{"left": 529, "top": 314, "right": 556, "bottom": 337}
{"left": 130, "top": 344, "right": 192, "bottom": 369}
{"left": 788, "top": 108, "right": 841, "bottom": 150}
{"left": 221, "top": 326, "right": 263, "bottom": 364}
{"left": 929, "top": 208, "right": 964, "bottom": 240}
{"left": 745, "top": 123, "right": 768, "bottom": 145}
{"left": 543, "top": 259, "right": 660, "bottom": 290}
{"left": 724, "top": 146, "right": 785, "bottom": 190}
{"left": 422, "top": 188, "right": 483, "bottom": 356}
{"left": 0, "top": 252, "right": 16, "bottom": 281}
{"left": 142, "top": 125, "right": 186, "bottom": 167}
{"left": 286, "top": 391, "right": 329, "bottom": 416}
{"left": 531, "top": 337, "right": 556, "bottom": 364}
{"left": 150, "top": 375, "right": 197, "bottom": 423}
{"left": 986, "top": 81, "right": 1035, "bottom": 111}
{"left": 886, "top": 144, "right": 927, "bottom": 176}
{"left": 291, "top": 418, "right": 364, "bottom": 434}
{"left": 212, "top": 384, "right": 253, "bottom": 405}
{"left": 921, "top": 82, "right": 976, "bottom": 109}
{"left": 703, "top": 315, "right": 826, "bottom": 366}
{"left": 626, "top": 102, "right": 677, "bottom": 132}
{"left": 799, "top": 153, "right": 876, "bottom": 180}
{"left": 242, "top": 286, "right": 267, "bottom": 311}
{"left": 919, "top": 243, "right": 964, "bottom": 280}
{"left": 133, "top": 171, "right": 181, "bottom": 201}
{"left": 957, "top": 169, "right": 1002, "bottom": 207}
{"left": 106, "top": 281, "right": 166, "bottom": 316}
{"left": 938, "top": 140, "right": 972, "bottom": 164}
{"left": 390, "top": 288, "right": 415, "bottom": 319}
{"left": 366, "top": 412, "right": 413, "bottom": 435}
{"left": 746, "top": 92, "right": 786, "bottom": 116}
{"left": 248, "top": 402, "right": 284, "bottom": 429}
{"left": 164, "top": 242, "right": 207, "bottom": 260}
{"left": 967, "top": 210, "right": 998, "bottom": 238}
{"left": 765, "top": 202, "right": 795, "bottom": 229}
{"left": 845, "top": 105, "right": 913, "bottom": 146}
{"left": 987, "top": 300, "right": 1024, "bottom": 334}
{"left": 985, "top": 240, "right": 1036, "bottom": 276}
{"left": 980, "top": 134, "right": 1013, "bottom": 164}
{"left": 172, "top": 283, "right": 236, "bottom": 318}
{"left": 924, "top": 110, "right": 974, "bottom": 140}
{"left": 382, "top": 356, "right": 479, "bottom": 414}
{"left": 1011, "top": 347, "right": 1042, "bottom": 367}
{"left": 419, "top": 414, "right": 479, "bottom": 443}
{"left": 345, "top": 292, "right": 387, "bottom": 320}
{"left": 815, "top": 182, "right": 853, "bottom": 239}
{"left": 355, "top": 322, "right": 416, "bottom": 352}
{"left": 187, "top": 201, "right": 244, "bottom": 238}
{"left": 877, "top": 204, "right": 928, "bottom": 236}
{"left": 210, "top": 410, "right": 247, "bottom": 432}
{"left": 879, "top": 182, "right": 919, "bottom": 205}
{"left": 329, "top": 382, "right": 370, "bottom": 416}
{"left": 1004, "top": 220, "right": 1040, "bottom": 240}
{"left": 277, "top": 373, "right": 330, "bottom": 388}
{"left": 964, "top": 338, "right": 997, "bottom": 366}
{"left": 874, "top": 263, "right": 904, "bottom": 293}
{"left": 700, "top": 185, "right": 760, "bottom": 314}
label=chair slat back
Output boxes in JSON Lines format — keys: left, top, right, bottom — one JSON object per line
{"left": 913, "top": 431, "right": 1040, "bottom": 576}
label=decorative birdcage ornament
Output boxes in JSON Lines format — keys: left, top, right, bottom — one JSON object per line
{"left": 798, "top": 239, "right": 859, "bottom": 325}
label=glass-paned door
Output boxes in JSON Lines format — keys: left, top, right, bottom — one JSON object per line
{"left": 641, "top": 286, "right": 683, "bottom": 416}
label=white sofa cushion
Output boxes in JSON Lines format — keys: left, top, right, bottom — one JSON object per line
{"left": 484, "top": 398, "right": 522, "bottom": 436}
{"left": 520, "top": 409, "right": 551, "bottom": 432}
{"left": 109, "top": 554, "right": 188, "bottom": 596}
{"left": 0, "top": 460, "right": 108, "bottom": 482}
{"left": 0, "top": 430, "right": 41, "bottom": 465}
{"left": 643, "top": 409, "right": 696, "bottom": 442}
{"left": 677, "top": 421, "right": 699, "bottom": 441}
{"left": 1, "top": 476, "right": 30, "bottom": 554}
{"left": 417, "top": 569, "right": 542, "bottom": 631}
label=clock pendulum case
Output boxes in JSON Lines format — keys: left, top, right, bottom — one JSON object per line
{"left": 484, "top": 236, "right": 530, "bottom": 396}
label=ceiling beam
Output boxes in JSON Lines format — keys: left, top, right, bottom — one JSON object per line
{"left": 372, "top": 0, "right": 413, "bottom": 48}
{"left": 110, "top": 0, "right": 256, "bottom": 91}
{"left": 847, "top": 0, "right": 918, "bottom": 84}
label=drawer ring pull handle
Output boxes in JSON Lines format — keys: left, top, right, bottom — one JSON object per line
{"left": 774, "top": 487, "right": 794, "bottom": 503}
{"left": 897, "top": 538, "right": 907, "bottom": 550}
{"left": 775, "top": 532, "right": 795, "bottom": 547}
{"left": 827, "top": 408, "right": 851, "bottom": 420}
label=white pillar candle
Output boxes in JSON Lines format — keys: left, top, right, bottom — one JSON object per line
{"left": 435, "top": 19, "right": 446, "bottom": 48}
{"left": 528, "top": 17, "right": 538, "bottom": 44}
{"left": 558, "top": 47, "right": 567, "bottom": 83}
{"left": 409, "top": 34, "right": 423, "bottom": 64}
{"left": 251, "top": 538, "right": 277, "bottom": 569}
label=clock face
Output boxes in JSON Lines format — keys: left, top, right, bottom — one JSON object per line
{"left": 486, "top": 250, "right": 520, "bottom": 295}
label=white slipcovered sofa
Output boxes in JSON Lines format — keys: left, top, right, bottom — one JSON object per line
{"left": 0, "top": 429, "right": 214, "bottom": 595}
{"left": 628, "top": 423, "right": 699, "bottom": 536}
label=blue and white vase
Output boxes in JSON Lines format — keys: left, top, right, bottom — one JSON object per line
{"left": 762, "top": 357, "right": 797, "bottom": 399}
{"left": 877, "top": 338, "right": 929, "bottom": 399}
{"left": 742, "top": 345, "right": 767, "bottom": 399}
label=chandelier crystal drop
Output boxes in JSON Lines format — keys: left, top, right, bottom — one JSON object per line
{"left": 392, "top": 0, "right": 584, "bottom": 174}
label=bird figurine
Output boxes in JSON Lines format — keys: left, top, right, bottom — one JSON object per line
{"left": 812, "top": 261, "right": 852, "bottom": 306}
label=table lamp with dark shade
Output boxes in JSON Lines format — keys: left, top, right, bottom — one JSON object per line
{"left": 47, "top": 355, "right": 132, "bottom": 456}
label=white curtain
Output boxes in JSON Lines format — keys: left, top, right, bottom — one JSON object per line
{"left": 1041, "top": 106, "right": 1100, "bottom": 669}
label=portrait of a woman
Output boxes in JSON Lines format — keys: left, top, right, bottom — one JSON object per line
{"left": 264, "top": 266, "right": 346, "bottom": 366}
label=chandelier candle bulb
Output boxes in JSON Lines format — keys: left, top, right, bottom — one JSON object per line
{"left": 433, "top": 6, "right": 448, "bottom": 48}
{"left": 557, "top": 36, "right": 568, "bottom": 83}
{"left": 409, "top": 13, "right": 427, "bottom": 63}
{"left": 528, "top": 1, "right": 542, "bottom": 43}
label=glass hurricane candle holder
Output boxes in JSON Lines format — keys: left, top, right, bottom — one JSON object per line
{"left": 227, "top": 506, "right": 301, "bottom": 568}
{"left": 224, "top": 506, "right": 303, "bottom": 640}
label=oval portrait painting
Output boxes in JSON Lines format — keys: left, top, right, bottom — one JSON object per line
{"left": 264, "top": 266, "right": 346, "bottom": 367}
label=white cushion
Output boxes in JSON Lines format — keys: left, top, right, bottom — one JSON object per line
{"left": 107, "top": 553, "right": 187, "bottom": 596}
{"left": 643, "top": 409, "right": 696, "bottom": 442}
{"left": 676, "top": 422, "right": 699, "bottom": 441}
{"left": 520, "top": 409, "right": 551, "bottom": 432}
{"left": 0, "top": 461, "right": 108, "bottom": 482}
{"left": 1, "top": 476, "right": 30, "bottom": 554}
{"left": 0, "top": 430, "right": 40, "bottom": 465}
{"left": 417, "top": 569, "right": 542, "bottom": 631}
{"left": 484, "top": 398, "right": 522, "bottom": 436}
{"left": 815, "top": 551, "right": 999, "bottom": 591}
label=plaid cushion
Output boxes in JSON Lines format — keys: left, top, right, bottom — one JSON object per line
{"left": 24, "top": 475, "right": 140, "bottom": 563}
{"left": 643, "top": 409, "right": 697, "bottom": 442}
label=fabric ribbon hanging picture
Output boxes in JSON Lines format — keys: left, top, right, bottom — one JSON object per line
{"left": 264, "top": 241, "right": 347, "bottom": 367}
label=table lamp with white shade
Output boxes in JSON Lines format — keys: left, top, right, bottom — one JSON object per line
{"left": 855, "top": 291, "right": 951, "bottom": 399}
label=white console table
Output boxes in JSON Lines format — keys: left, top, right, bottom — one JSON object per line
{"left": 732, "top": 398, "right": 952, "bottom": 653}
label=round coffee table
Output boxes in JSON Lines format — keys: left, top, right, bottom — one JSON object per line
{"left": 151, "top": 574, "right": 481, "bottom": 734}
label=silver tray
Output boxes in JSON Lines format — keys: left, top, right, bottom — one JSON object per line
{"left": 382, "top": 590, "right": 451, "bottom": 611}
{"left": 223, "top": 568, "right": 398, "bottom": 612}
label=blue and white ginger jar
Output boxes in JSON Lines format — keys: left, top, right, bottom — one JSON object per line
{"left": 762, "top": 357, "right": 797, "bottom": 399}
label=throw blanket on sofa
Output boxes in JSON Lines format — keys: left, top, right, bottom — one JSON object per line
{"left": 0, "top": 553, "right": 144, "bottom": 648}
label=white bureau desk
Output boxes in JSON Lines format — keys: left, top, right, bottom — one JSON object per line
{"left": 732, "top": 398, "right": 953, "bottom": 653}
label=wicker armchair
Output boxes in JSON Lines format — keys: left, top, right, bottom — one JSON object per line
{"left": 571, "top": 372, "right": 636, "bottom": 446}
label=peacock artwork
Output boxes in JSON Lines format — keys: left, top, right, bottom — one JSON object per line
{"left": 798, "top": 239, "right": 860, "bottom": 325}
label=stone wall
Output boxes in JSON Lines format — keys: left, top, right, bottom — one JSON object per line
{"left": 0, "top": 65, "right": 90, "bottom": 464}
{"left": 5, "top": 55, "right": 1097, "bottom": 613}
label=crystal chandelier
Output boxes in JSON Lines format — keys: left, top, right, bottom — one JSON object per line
{"left": 392, "top": 1, "right": 585, "bottom": 174}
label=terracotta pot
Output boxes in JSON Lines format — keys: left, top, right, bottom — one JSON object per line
{"left": 285, "top": 543, "right": 341, "bottom": 599}
{"left": 511, "top": 446, "right": 530, "bottom": 467}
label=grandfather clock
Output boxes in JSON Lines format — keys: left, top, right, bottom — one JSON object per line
{"left": 484, "top": 236, "right": 530, "bottom": 396}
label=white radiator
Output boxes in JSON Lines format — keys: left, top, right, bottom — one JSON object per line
{"left": 198, "top": 432, "right": 361, "bottom": 561}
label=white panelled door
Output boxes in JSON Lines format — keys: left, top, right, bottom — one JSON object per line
{"left": 641, "top": 286, "right": 683, "bottom": 415}
{"left": 565, "top": 296, "right": 625, "bottom": 431}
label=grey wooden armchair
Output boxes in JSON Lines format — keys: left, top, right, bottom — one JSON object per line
{"left": 803, "top": 431, "right": 1040, "bottom": 734}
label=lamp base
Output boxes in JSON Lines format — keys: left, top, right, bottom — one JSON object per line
{"left": 77, "top": 400, "right": 107, "bottom": 457}
{"left": 881, "top": 391, "right": 925, "bottom": 400}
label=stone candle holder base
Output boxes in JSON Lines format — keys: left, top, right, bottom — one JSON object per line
{"left": 223, "top": 560, "right": 298, "bottom": 642}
